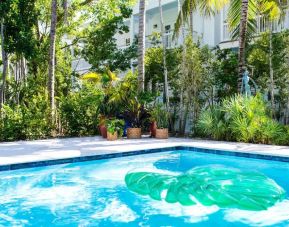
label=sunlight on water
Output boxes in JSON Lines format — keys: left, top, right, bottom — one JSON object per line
{"left": 0, "top": 150, "right": 289, "bottom": 226}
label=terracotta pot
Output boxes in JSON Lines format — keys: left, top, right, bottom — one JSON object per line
{"left": 150, "top": 121, "right": 157, "bottom": 138}
{"left": 127, "top": 128, "right": 141, "bottom": 139}
{"left": 99, "top": 124, "right": 107, "bottom": 138}
{"left": 107, "top": 131, "right": 118, "bottom": 141}
{"left": 156, "top": 128, "right": 169, "bottom": 139}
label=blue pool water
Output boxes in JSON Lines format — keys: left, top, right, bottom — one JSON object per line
{"left": 0, "top": 150, "right": 289, "bottom": 226}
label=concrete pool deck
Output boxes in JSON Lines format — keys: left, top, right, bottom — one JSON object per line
{"left": 0, "top": 136, "right": 289, "bottom": 166}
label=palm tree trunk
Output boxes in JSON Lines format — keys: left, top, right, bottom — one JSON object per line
{"left": 159, "top": 0, "right": 169, "bottom": 108}
{"left": 189, "top": 0, "right": 194, "bottom": 36}
{"left": 48, "top": 0, "right": 57, "bottom": 122}
{"left": 238, "top": 0, "right": 249, "bottom": 92}
{"left": 0, "top": 20, "right": 8, "bottom": 109}
{"left": 63, "top": 0, "right": 68, "bottom": 24}
{"left": 138, "top": 0, "right": 146, "bottom": 92}
{"left": 269, "top": 21, "right": 275, "bottom": 116}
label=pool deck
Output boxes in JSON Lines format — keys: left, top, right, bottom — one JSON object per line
{"left": 0, "top": 136, "right": 289, "bottom": 167}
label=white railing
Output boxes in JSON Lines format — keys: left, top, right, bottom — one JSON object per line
{"left": 145, "top": 31, "right": 178, "bottom": 48}
{"left": 222, "top": 16, "right": 286, "bottom": 42}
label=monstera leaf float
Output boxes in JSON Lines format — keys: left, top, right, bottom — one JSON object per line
{"left": 125, "top": 165, "right": 286, "bottom": 211}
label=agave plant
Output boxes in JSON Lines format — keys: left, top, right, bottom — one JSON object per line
{"left": 125, "top": 165, "right": 285, "bottom": 211}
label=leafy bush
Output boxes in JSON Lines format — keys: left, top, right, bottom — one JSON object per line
{"left": 0, "top": 96, "right": 51, "bottom": 141}
{"left": 196, "top": 106, "right": 227, "bottom": 140}
{"left": 59, "top": 84, "right": 104, "bottom": 136}
{"left": 197, "top": 94, "right": 289, "bottom": 145}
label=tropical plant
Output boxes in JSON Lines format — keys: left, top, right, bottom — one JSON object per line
{"left": 174, "top": 0, "right": 228, "bottom": 39}
{"left": 227, "top": 0, "right": 284, "bottom": 87}
{"left": 150, "top": 103, "right": 170, "bottom": 129}
{"left": 59, "top": 84, "right": 104, "bottom": 136}
{"left": 196, "top": 105, "right": 228, "bottom": 140}
{"left": 82, "top": 0, "right": 137, "bottom": 72}
{"left": 105, "top": 118, "right": 125, "bottom": 137}
{"left": 197, "top": 94, "right": 289, "bottom": 145}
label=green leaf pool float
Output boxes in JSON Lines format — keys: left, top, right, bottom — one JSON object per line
{"left": 125, "top": 165, "right": 286, "bottom": 211}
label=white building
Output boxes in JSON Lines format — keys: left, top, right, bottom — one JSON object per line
{"left": 73, "top": 0, "right": 289, "bottom": 74}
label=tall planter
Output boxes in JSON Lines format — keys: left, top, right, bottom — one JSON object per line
{"left": 127, "top": 128, "right": 141, "bottom": 139}
{"left": 156, "top": 128, "right": 168, "bottom": 139}
{"left": 150, "top": 121, "right": 157, "bottom": 137}
{"left": 99, "top": 124, "right": 107, "bottom": 138}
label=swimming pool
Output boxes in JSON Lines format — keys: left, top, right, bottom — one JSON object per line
{"left": 0, "top": 148, "right": 289, "bottom": 226}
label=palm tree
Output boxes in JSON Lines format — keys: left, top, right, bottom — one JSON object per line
{"left": 158, "top": 0, "right": 169, "bottom": 108}
{"left": 227, "top": 0, "right": 283, "bottom": 90}
{"left": 138, "top": 0, "right": 146, "bottom": 92}
{"left": 0, "top": 19, "right": 8, "bottom": 109}
{"left": 174, "top": 0, "right": 228, "bottom": 39}
{"left": 48, "top": 0, "right": 57, "bottom": 123}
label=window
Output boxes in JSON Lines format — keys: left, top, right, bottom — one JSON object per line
{"left": 125, "top": 38, "right": 131, "bottom": 46}
{"left": 165, "top": 25, "right": 171, "bottom": 32}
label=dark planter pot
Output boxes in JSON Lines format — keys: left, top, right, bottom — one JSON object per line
{"left": 99, "top": 124, "right": 107, "bottom": 138}
{"left": 150, "top": 121, "right": 157, "bottom": 138}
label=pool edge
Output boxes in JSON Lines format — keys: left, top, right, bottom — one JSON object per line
{"left": 1, "top": 145, "right": 289, "bottom": 172}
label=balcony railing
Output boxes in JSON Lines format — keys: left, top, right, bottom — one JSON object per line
{"left": 222, "top": 16, "right": 286, "bottom": 42}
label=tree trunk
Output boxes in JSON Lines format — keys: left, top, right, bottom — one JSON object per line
{"left": 159, "top": 0, "right": 169, "bottom": 108}
{"left": 0, "top": 20, "right": 8, "bottom": 109}
{"left": 269, "top": 21, "right": 275, "bottom": 117}
{"left": 63, "top": 0, "right": 68, "bottom": 24}
{"left": 238, "top": 0, "right": 249, "bottom": 92}
{"left": 138, "top": 0, "right": 146, "bottom": 92}
{"left": 189, "top": 0, "right": 194, "bottom": 37}
{"left": 48, "top": 0, "right": 57, "bottom": 123}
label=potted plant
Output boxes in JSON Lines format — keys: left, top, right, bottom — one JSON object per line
{"left": 105, "top": 119, "right": 125, "bottom": 141}
{"left": 153, "top": 104, "right": 170, "bottom": 139}
{"left": 125, "top": 97, "right": 143, "bottom": 139}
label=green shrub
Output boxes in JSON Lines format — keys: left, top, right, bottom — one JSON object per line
{"left": 196, "top": 106, "right": 227, "bottom": 140}
{"left": 0, "top": 96, "right": 51, "bottom": 141}
{"left": 59, "top": 84, "right": 104, "bottom": 136}
{"left": 197, "top": 94, "right": 289, "bottom": 145}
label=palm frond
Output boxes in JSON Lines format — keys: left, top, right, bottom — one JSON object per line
{"left": 173, "top": 0, "right": 228, "bottom": 39}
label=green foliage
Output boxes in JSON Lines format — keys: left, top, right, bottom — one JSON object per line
{"left": 59, "top": 84, "right": 104, "bottom": 136}
{"left": 110, "top": 71, "right": 155, "bottom": 128}
{"left": 196, "top": 106, "right": 227, "bottom": 140}
{"left": 82, "top": 0, "right": 137, "bottom": 72}
{"left": 0, "top": 0, "right": 38, "bottom": 58}
{"left": 197, "top": 94, "right": 289, "bottom": 145}
{"left": 0, "top": 96, "right": 51, "bottom": 141}
{"left": 150, "top": 103, "right": 170, "bottom": 129}
{"left": 247, "top": 30, "right": 289, "bottom": 120}
{"left": 105, "top": 118, "right": 125, "bottom": 137}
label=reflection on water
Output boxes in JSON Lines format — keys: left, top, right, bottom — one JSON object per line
{"left": 0, "top": 150, "right": 288, "bottom": 226}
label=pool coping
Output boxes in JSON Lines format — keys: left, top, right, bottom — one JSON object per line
{"left": 1, "top": 145, "right": 289, "bottom": 172}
